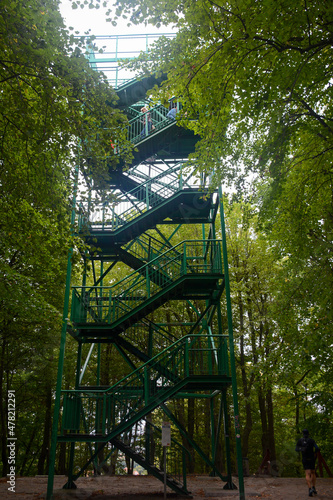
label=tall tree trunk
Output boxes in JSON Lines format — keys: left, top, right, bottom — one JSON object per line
{"left": 110, "top": 447, "right": 119, "bottom": 474}
{"left": 239, "top": 295, "right": 253, "bottom": 458}
{"left": 57, "top": 442, "right": 67, "bottom": 475}
{"left": 240, "top": 364, "right": 253, "bottom": 457}
{"left": 38, "top": 385, "right": 52, "bottom": 474}
{"left": 145, "top": 413, "right": 155, "bottom": 467}
{"left": 295, "top": 370, "right": 310, "bottom": 433}
{"left": 20, "top": 425, "right": 37, "bottom": 475}
{"left": 204, "top": 399, "right": 211, "bottom": 473}
{"left": 0, "top": 338, "right": 7, "bottom": 476}
{"left": 124, "top": 429, "right": 134, "bottom": 474}
{"left": 213, "top": 400, "right": 225, "bottom": 473}
{"left": 295, "top": 386, "right": 300, "bottom": 432}
{"left": 266, "top": 388, "right": 276, "bottom": 464}
{"left": 258, "top": 386, "right": 269, "bottom": 458}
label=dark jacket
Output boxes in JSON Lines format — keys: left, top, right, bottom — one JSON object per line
{"left": 295, "top": 437, "right": 319, "bottom": 461}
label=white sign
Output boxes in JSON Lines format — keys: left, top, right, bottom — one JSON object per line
{"left": 161, "top": 422, "right": 171, "bottom": 447}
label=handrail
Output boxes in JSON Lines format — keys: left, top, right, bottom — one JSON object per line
{"left": 73, "top": 239, "right": 220, "bottom": 293}
{"left": 79, "top": 166, "right": 206, "bottom": 233}
{"left": 84, "top": 33, "right": 176, "bottom": 87}
{"left": 71, "top": 240, "right": 223, "bottom": 327}
{"left": 128, "top": 102, "right": 180, "bottom": 144}
{"left": 118, "top": 320, "right": 178, "bottom": 359}
{"left": 60, "top": 334, "right": 230, "bottom": 448}
{"left": 123, "top": 231, "right": 182, "bottom": 261}
{"left": 63, "top": 333, "right": 229, "bottom": 397}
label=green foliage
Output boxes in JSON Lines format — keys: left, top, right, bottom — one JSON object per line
{"left": 2, "top": 0, "right": 332, "bottom": 478}
{"left": 103, "top": 0, "right": 333, "bottom": 472}
{"left": 110, "top": 0, "right": 333, "bottom": 182}
{"left": 224, "top": 199, "right": 333, "bottom": 473}
{"left": 0, "top": 0, "right": 132, "bottom": 476}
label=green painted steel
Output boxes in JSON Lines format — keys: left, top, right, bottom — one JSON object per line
{"left": 84, "top": 33, "right": 175, "bottom": 87}
{"left": 79, "top": 164, "right": 211, "bottom": 235}
{"left": 110, "top": 436, "right": 190, "bottom": 496}
{"left": 71, "top": 240, "right": 223, "bottom": 328}
{"left": 161, "top": 402, "right": 229, "bottom": 483}
{"left": 47, "top": 162, "right": 80, "bottom": 499}
{"left": 48, "top": 45, "right": 244, "bottom": 499}
{"left": 60, "top": 334, "right": 231, "bottom": 437}
{"left": 219, "top": 188, "right": 245, "bottom": 499}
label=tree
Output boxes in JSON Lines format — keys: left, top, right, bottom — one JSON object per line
{"left": 106, "top": 0, "right": 332, "bottom": 180}
{"left": 101, "top": 0, "right": 333, "bottom": 467}
{"left": 224, "top": 198, "right": 333, "bottom": 474}
{"left": 223, "top": 200, "right": 281, "bottom": 467}
{"left": 105, "top": 0, "right": 333, "bottom": 344}
{"left": 0, "top": 0, "right": 131, "bottom": 476}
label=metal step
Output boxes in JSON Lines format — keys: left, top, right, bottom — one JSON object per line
{"left": 110, "top": 436, "right": 192, "bottom": 497}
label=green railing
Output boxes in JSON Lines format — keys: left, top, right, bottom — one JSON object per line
{"left": 84, "top": 33, "right": 176, "bottom": 87}
{"left": 61, "top": 334, "right": 230, "bottom": 437}
{"left": 122, "top": 419, "right": 191, "bottom": 490}
{"left": 71, "top": 240, "right": 223, "bottom": 326}
{"left": 123, "top": 233, "right": 184, "bottom": 272}
{"left": 78, "top": 164, "right": 206, "bottom": 233}
{"left": 124, "top": 233, "right": 171, "bottom": 262}
{"left": 119, "top": 320, "right": 178, "bottom": 359}
{"left": 128, "top": 102, "right": 180, "bottom": 144}
{"left": 81, "top": 100, "right": 180, "bottom": 168}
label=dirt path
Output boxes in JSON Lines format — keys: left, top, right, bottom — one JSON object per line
{"left": 1, "top": 474, "right": 333, "bottom": 499}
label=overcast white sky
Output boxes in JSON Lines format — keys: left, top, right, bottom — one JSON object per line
{"left": 59, "top": 1, "right": 176, "bottom": 85}
{"left": 59, "top": 0, "right": 175, "bottom": 36}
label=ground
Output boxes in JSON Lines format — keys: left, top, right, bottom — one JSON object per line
{"left": 1, "top": 474, "right": 333, "bottom": 500}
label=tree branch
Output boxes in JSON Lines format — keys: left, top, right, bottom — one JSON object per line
{"left": 296, "top": 369, "right": 312, "bottom": 386}
{"left": 297, "top": 97, "right": 333, "bottom": 135}
{"left": 253, "top": 35, "right": 333, "bottom": 54}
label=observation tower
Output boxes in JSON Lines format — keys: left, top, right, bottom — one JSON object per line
{"left": 47, "top": 34, "right": 245, "bottom": 499}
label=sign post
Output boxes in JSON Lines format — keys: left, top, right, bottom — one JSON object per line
{"left": 162, "top": 422, "right": 171, "bottom": 500}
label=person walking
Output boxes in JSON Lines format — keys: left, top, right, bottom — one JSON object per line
{"left": 295, "top": 429, "right": 319, "bottom": 497}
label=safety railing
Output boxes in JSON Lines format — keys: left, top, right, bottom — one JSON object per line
{"left": 120, "top": 320, "right": 179, "bottom": 359}
{"left": 115, "top": 159, "right": 191, "bottom": 189}
{"left": 78, "top": 163, "right": 206, "bottom": 233}
{"left": 71, "top": 240, "right": 223, "bottom": 326}
{"left": 128, "top": 102, "right": 180, "bottom": 144}
{"left": 61, "top": 334, "right": 230, "bottom": 437}
{"left": 84, "top": 33, "right": 176, "bottom": 87}
{"left": 118, "top": 419, "right": 191, "bottom": 490}
{"left": 82, "top": 100, "right": 181, "bottom": 167}
{"left": 123, "top": 233, "right": 183, "bottom": 266}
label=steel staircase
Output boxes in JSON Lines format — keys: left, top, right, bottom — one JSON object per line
{"left": 116, "top": 73, "right": 167, "bottom": 110}
{"left": 47, "top": 34, "right": 244, "bottom": 500}
{"left": 109, "top": 436, "right": 189, "bottom": 496}
{"left": 61, "top": 334, "right": 230, "bottom": 438}
{"left": 71, "top": 240, "right": 224, "bottom": 340}
{"left": 60, "top": 335, "right": 231, "bottom": 495}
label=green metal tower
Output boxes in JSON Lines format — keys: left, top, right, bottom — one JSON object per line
{"left": 47, "top": 34, "right": 245, "bottom": 499}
